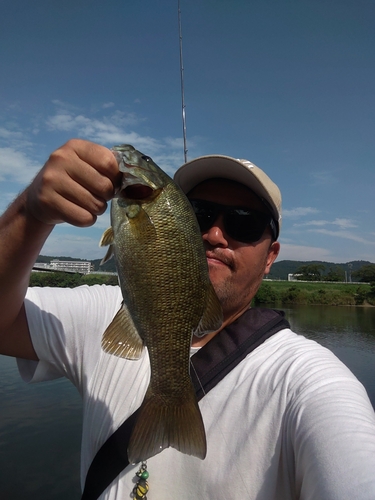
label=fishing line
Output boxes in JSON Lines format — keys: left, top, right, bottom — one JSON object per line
{"left": 189, "top": 357, "right": 253, "bottom": 497}
{"left": 178, "top": 0, "right": 188, "bottom": 163}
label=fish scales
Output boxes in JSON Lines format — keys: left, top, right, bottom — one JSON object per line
{"left": 100, "top": 145, "right": 223, "bottom": 464}
{"left": 118, "top": 184, "right": 205, "bottom": 397}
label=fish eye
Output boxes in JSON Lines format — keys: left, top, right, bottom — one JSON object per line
{"left": 141, "top": 155, "right": 151, "bottom": 162}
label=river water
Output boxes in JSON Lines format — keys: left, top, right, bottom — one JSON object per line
{"left": 0, "top": 305, "right": 374, "bottom": 499}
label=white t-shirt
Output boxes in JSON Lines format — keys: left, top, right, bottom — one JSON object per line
{"left": 19, "top": 285, "right": 375, "bottom": 500}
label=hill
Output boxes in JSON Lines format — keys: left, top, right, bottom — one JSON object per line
{"left": 37, "top": 255, "right": 373, "bottom": 280}
{"left": 267, "top": 260, "right": 372, "bottom": 281}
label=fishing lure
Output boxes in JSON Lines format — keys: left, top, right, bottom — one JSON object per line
{"left": 133, "top": 462, "right": 149, "bottom": 499}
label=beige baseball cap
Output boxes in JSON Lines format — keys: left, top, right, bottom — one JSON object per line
{"left": 174, "top": 154, "right": 282, "bottom": 239}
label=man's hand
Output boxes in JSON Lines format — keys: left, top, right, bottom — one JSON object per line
{"left": 25, "top": 139, "right": 122, "bottom": 227}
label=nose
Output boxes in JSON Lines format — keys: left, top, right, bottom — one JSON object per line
{"left": 201, "top": 215, "right": 229, "bottom": 247}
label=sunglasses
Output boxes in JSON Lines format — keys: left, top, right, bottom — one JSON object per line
{"left": 190, "top": 199, "right": 277, "bottom": 243}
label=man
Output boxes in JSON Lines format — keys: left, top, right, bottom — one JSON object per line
{"left": 176, "top": 154, "right": 281, "bottom": 346}
{"left": 0, "top": 139, "right": 374, "bottom": 499}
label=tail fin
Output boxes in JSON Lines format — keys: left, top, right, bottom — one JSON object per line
{"left": 128, "top": 386, "right": 206, "bottom": 464}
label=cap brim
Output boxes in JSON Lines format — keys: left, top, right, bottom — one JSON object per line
{"left": 174, "top": 155, "right": 280, "bottom": 234}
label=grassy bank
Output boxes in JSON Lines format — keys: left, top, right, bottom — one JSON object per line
{"left": 29, "top": 272, "right": 119, "bottom": 288}
{"left": 254, "top": 281, "right": 374, "bottom": 307}
{"left": 29, "top": 272, "right": 374, "bottom": 307}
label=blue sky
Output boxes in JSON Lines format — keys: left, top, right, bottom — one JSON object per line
{"left": 1, "top": 0, "right": 374, "bottom": 263}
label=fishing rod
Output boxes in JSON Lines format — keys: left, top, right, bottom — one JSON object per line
{"left": 178, "top": 0, "right": 188, "bottom": 163}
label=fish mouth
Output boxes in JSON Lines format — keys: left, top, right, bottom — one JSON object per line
{"left": 118, "top": 172, "right": 155, "bottom": 200}
{"left": 120, "top": 184, "right": 154, "bottom": 200}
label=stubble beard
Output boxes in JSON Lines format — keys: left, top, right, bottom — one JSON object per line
{"left": 211, "top": 255, "right": 268, "bottom": 318}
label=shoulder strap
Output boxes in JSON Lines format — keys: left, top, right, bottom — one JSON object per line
{"left": 82, "top": 308, "right": 289, "bottom": 499}
{"left": 190, "top": 308, "right": 290, "bottom": 398}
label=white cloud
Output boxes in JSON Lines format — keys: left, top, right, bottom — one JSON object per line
{"left": 283, "top": 207, "right": 319, "bottom": 218}
{"left": 0, "top": 101, "right": 192, "bottom": 224}
{"left": 163, "top": 137, "right": 184, "bottom": 150}
{"left": 44, "top": 105, "right": 185, "bottom": 171}
{"left": 102, "top": 102, "right": 115, "bottom": 109}
{"left": 152, "top": 150, "right": 186, "bottom": 176}
{"left": 294, "top": 219, "right": 330, "bottom": 227}
{"left": 45, "top": 113, "right": 75, "bottom": 131}
{"left": 58, "top": 210, "right": 111, "bottom": 231}
{"left": 94, "top": 211, "right": 111, "bottom": 230}
{"left": 332, "top": 218, "right": 357, "bottom": 229}
{"left": 0, "top": 123, "right": 35, "bottom": 151}
{"left": 46, "top": 110, "right": 158, "bottom": 151}
{"left": 45, "top": 108, "right": 143, "bottom": 141}
{"left": 308, "top": 228, "right": 375, "bottom": 245}
{"left": 51, "top": 99, "right": 80, "bottom": 112}
{"left": 40, "top": 233, "right": 105, "bottom": 260}
{"left": 309, "top": 170, "right": 336, "bottom": 186}
{"left": 0, "top": 127, "right": 24, "bottom": 140}
{"left": 0, "top": 147, "right": 41, "bottom": 183}
{"left": 278, "top": 242, "right": 333, "bottom": 261}
{"left": 293, "top": 218, "right": 358, "bottom": 229}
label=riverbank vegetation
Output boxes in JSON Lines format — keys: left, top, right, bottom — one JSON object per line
{"left": 253, "top": 281, "right": 375, "bottom": 307}
{"left": 29, "top": 272, "right": 375, "bottom": 307}
{"left": 29, "top": 272, "right": 118, "bottom": 288}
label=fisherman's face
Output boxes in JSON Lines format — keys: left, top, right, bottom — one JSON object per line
{"left": 188, "top": 179, "right": 280, "bottom": 320}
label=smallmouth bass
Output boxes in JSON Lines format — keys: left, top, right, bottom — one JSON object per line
{"left": 100, "top": 144, "right": 223, "bottom": 463}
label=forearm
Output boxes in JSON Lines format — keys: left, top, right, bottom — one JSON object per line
{"left": 0, "top": 140, "right": 120, "bottom": 357}
{"left": 0, "top": 189, "right": 53, "bottom": 332}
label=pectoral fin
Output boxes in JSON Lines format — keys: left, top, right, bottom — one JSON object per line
{"left": 99, "top": 227, "right": 114, "bottom": 247}
{"left": 102, "top": 302, "right": 144, "bottom": 359}
{"left": 99, "top": 227, "right": 115, "bottom": 265}
{"left": 194, "top": 283, "right": 223, "bottom": 338}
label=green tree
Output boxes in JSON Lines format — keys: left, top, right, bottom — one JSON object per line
{"left": 29, "top": 272, "right": 82, "bottom": 287}
{"left": 253, "top": 283, "right": 278, "bottom": 305}
{"left": 295, "top": 264, "right": 325, "bottom": 281}
{"left": 81, "top": 274, "right": 119, "bottom": 286}
{"left": 281, "top": 285, "right": 304, "bottom": 304}
{"left": 325, "top": 266, "right": 345, "bottom": 282}
{"left": 29, "top": 272, "right": 119, "bottom": 287}
{"left": 353, "top": 264, "right": 375, "bottom": 283}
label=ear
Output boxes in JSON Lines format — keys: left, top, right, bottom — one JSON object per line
{"left": 264, "top": 241, "right": 280, "bottom": 275}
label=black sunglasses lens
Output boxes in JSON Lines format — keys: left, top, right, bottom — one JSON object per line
{"left": 225, "top": 209, "right": 269, "bottom": 243}
{"left": 190, "top": 201, "right": 218, "bottom": 232}
{"left": 190, "top": 200, "right": 271, "bottom": 243}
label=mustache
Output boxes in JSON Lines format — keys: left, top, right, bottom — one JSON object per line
{"left": 205, "top": 247, "right": 235, "bottom": 269}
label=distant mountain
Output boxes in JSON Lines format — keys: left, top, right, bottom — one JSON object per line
{"left": 36, "top": 255, "right": 89, "bottom": 263}
{"left": 267, "top": 260, "right": 373, "bottom": 281}
{"left": 92, "top": 258, "right": 117, "bottom": 273}
{"left": 38, "top": 255, "right": 373, "bottom": 280}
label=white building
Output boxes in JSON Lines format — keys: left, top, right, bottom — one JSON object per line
{"left": 34, "top": 259, "right": 93, "bottom": 274}
{"left": 288, "top": 273, "right": 302, "bottom": 281}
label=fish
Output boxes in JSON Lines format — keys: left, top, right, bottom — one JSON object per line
{"left": 99, "top": 144, "right": 223, "bottom": 464}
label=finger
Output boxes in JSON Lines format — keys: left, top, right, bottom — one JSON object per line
{"left": 55, "top": 176, "right": 109, "bottom": 218}
{"left": 38, "top": 184, "right": 105, "bottom": 227}
{"left": 66, "top": 159, "right": 118, "bottom": 202}
{"left": 28, "top": 140, "right": 122, "bottom": 227}
{"left": 65, "top": 139, "right": 121, "bottom": 187}
{"left": 28, "top": 167, "right": 107, "bottom": 227}
{"left": 48, "top": 141, "right": 120, "bottom": 202}
{"left": 47, "top": 193, "right": 101, "bottom": 227}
